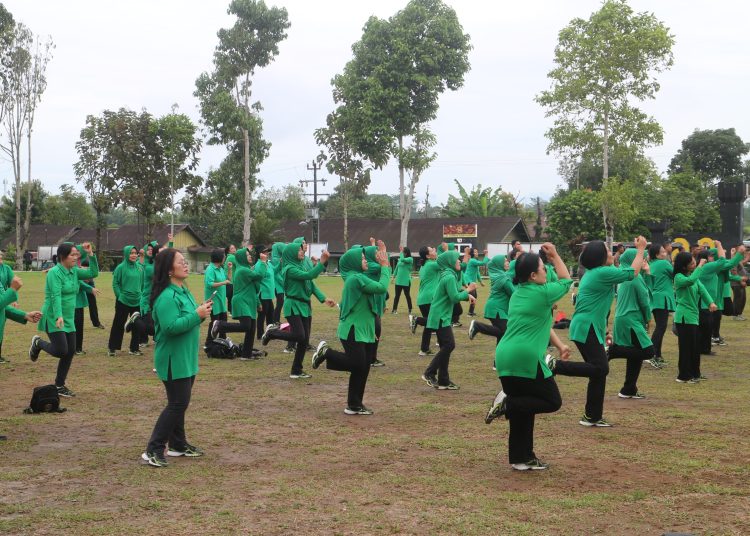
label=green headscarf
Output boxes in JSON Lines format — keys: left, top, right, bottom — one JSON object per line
{"left": 143, "top": 240, "right": 158, "bottom": 264}
{"left": 488, "top": 254, "right": 506, "bottom": 281}
{"left": 362, "top": 246, "right": 381, "bottom": 279}
{"left": 437, "top": 250, "right": 460, "bottom": 274}
{"left": 121, "top": 245, "right": 137, "bottom": 266}
{"left": 338, "top": 247, "right": 367, "bottom": 319}
{"left": 270, "top": 242, "right": 285, "bottom": 268}
{"left": 234, "top": 247, "right": 251, "bottom": 269}
{"left": 75, "top": 244, "right": 89, "bottom": 263}
{"left": 619, "top": 247, "right": 645, "bottom": 268}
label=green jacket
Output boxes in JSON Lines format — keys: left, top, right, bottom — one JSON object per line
{"left": 270, "top": 242, "right": 285, "bottom": 294}
{"left": 416, "top": 259, "right": 440, "bottom": 306}
{"left": 496, "top": 279, "right": 573, "bottom": 379}
{"left": 646, "top": 258, "right": 675, "bottom": 311}
{"left": 0, "top": 284, "right": 26, "bottom": 342}
{"left": 394, "top": 252, "right": 413, "bottom": 286}
{"left": 484, "top": 255, "right": 514, "bottom": 321}
{"left": 231, "top": 248, "right": 267, "bottom": 319}
{"left": 463, "top": 257, "right": 489, "bottom": 285}
{"left": 139, "top": 240, "right": 160, "bottom": 314}
{"left": 225, "top": 253, "right": 237, "bottom": 281}
{"left": 39, "top": 256, "right": 99, "bottom": 333}
{"left": 74, "top": 245, "right": 98, "bottom": 309}
{"left": 569, "top": 264, "right": 635, "bottom": 344}
{"left": 152, "top": 283, "right": 202, "bottom": 381}
{"left": 613, "top": 249, "right": 652, "bottom": 348}
{"left": 698, "top": 252, "right": 742, "bottom": 310}
{"left": 336, "top": 247, "right": 391, "bottom": 342}
{"left": 282, "top": 240, "right": 325, "bottom": 318}
{"left": 426, "top": 251, "right": 470, "bottom": 330}
{"left": 0, "top": 263, "right": 13, "bottom": 289}
{"left": 204, "top": 263, "right": 228, "bottom": 315}
{"left": 259, "top": 259, "right": 276, "bottom": 300}
{"left": 112, "top": 245, "right": 144, "bottom": 308}
{"left": 675, "top": 266, "right": 714, "bottom": 325}
{"left": 363, "top": 246, "right": 387, "bottom": 315}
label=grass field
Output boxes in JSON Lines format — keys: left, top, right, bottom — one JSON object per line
{"left": 1, "top": 271, "right": 749, "bottom": 535}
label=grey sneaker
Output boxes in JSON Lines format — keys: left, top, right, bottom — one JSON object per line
{"left": 618, "top": 392, "right": 646, "bottom": 399}
{"left": 485, "top": 390, "right": 508, "bottom": 424}
{"left": 311, "top": 341, "right": 329, "bottom": 369}
{"left": 579, "top": 414, "right": 612, "bottom": 427}
{"left": 544, "top": 354, "right": 556, "bottom": 371}
{"left": 370, "top": 359, "right": 385, "bottom": 367}
{"left": 289, "top": 372, "right": 312, "bottom": 379}
{"left": 129, "top": 350, "right": 144, "bottom": 356}
{"left": 421, "top": 374, "right": 438, "bottom": 388}
{"left": 29, "top": 335, "right": 42, "bottom": 362}
{"left": 512, "top": 458, "right": 549, "bottom": 471}
{"left": 409, "top": 314, "right": 417, "bottom": 334}
{"left": 437, "top": 382, "right": 460, "bottom": 391}
{"left": 418, "top": 349, "right": 433, "bottom": 356}
{"left": 124, "top": 312, "right": 140, "bottom": 333}
{"left": 210, "top": 320, "right": 220, "bottom": 340}
{"left": 141, "top": 451, "right": 168, "bottom": 467}
{"left": 261, "top": 323, "right": 277, "bottom": 346}
{"left": 167, "top": 444, "right": 204, "bottom": 457}
{"left": 56, "top": 385, "right": 76, "bottom": 398}
{"left": 468, "top": 320, "right": 478, "bottom": 340}
{"left": 344, "top": 406, "right": 374, "bottom": 415}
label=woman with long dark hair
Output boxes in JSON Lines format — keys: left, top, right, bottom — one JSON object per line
{"left": 142, "top": 248, "right": 212, "bottom": 467}
{"left": 210, "top": 247, "right": 267, "bottom": 360}
{"left": 309, "top": 244, "right": 390, "bottom": 414}
{"left": 645, "top": 243, "right": 674, "bottom": 368}
{"left": 410, "top": 245, "right": 439, "bottom": 356}
{"left": 29, "top": 243, "right": 98, "bottom": 397}
{"left": 391, "top": 246, "right": 413, "bottom": 314}
{"left": 551, "top": 237, "right": 647, "bottom": 427}
{"left": 131, "top": 237, "right": 172, "bottom": 347}
{"left": 487, "top": 244, "right": 571, "bottom": 471}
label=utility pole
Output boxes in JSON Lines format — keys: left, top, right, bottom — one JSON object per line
{"left": 299, "top": 160, "right": 328, "bottom": 243}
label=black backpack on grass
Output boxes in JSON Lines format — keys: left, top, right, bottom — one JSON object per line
{"left": 204, "top": 338, "right": 240, "bottom": 359}
{"left": 24, "top": 384, "right": 66, "bottom": 414}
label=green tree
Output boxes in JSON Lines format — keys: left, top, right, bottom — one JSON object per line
{"left": 0, "top": 179, "right": 46, "bottom": 232}
{"left": 440, "top": 180, "right": 521, "bottom": 218}
{"left": 536, "top": 0, "right": 674, "bottom": 248}
{"left": 545, "top": 188, "right": 603, "bottom": 260}
{"left": 332, "top": 0, "right": 471, "bottom": 246}
{"left": 195, "top": 0, "right": 289, "bottom": 246}
{"left": 669, "top": 128, "right": 749, "bottom": 183}
{"left": 42, "top": 185, "right": 95, "bottom": 228}
{"left": 320, "top": 192, "right": 396, "bottom": 220}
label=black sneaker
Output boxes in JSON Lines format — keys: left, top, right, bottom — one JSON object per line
{"left": 94, "top": 324, "right": 106, "bottom": 330}
{"left": 107, "top": 350, "right": 116, "bottom": 357}
{"left": 56, "top": 385, "right": 75, "bottom": 398}
{"left": 306, "top": 344, "right": 314, "bottom": 351}
{"left": 451, "top": 322, "right": 462, "bottom": 328}
{"left": 141, "top": 451, "right": 168, "bottom": 467}
{"left": 418, "top": 349, "right": 433, "bottom": 356}
{"left": 437, "top": 382, "right": 460, "bottom": 390}
{"left": 468, "top": 320, "right": 478, "bottom": 340}
{"left": 544, "top": 354, "right": 556, "bottom": 371}
{"left": 618, "top": 392, "right": 646, "bottom": 399}
{"left": 311, "top": 341, "right": 329, "bottom": 369}
{"left": 344, "top": 406, "right": 374, "bottom": 415}
{"left": 512, "top": 458, "right": 549, "bottom": 471}
{"left": 128, "top": 350, "right": 144, "bottom": 356}
{"left": 75, "top": 350, "right": 86, "bottom": 356}
{"left": 29, "top": 336, "right": 42, "bottom": 362}
{"left": 579, "top": 414, "right": 611, "bottom": 427}
{"left": 167, "top": 444, "right": 204, "bottom": 457}
{"left": 289, "top": 371, "right": 312, "bottom": 379}
{"left": 716, "top": 337, "right": 727, "bottom": 346}
{"left": 421, "top": 373, "right": 438, "bottom": 388}
{"left": 370, "top": 359, "right": 385, "bottom": 367}
{"left": 485, "top": 390, "right": 508, "bottom": 424}
{"left": 0, "top": 435, "right": 6, "bottom": 441}
{"left": 261, "top": 323, "right": 276, "bottom": 346}
{"left": 124, "top": 312, "right": 140, "bottom": 333}
{"left": 409, "top": 314, "right": 417, "bottom": 334}
{"left": 210, "top": 320, "right": 220, "bottom": 340}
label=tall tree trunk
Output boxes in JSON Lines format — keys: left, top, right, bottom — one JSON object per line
{"left": 397, "top": 136, "right": 408, "bottom": 247}
{"left": 602, "top": 109, "right": 613, "bottom": 250}
{"left": 242, "top": 127, "right": 252, "bottom": 246}
{"left": 21, "top": 131, "right": 33, "bottom": 267}
{"left": 343, "top": 189, "right": 349, "bottom": 252}
{"left": 13, "top": 143, "right": 21, "bottom": 270}
{"left": 95, "top": 208, "right": 103, "bottom": 261}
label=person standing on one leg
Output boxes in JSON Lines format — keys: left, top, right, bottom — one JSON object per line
{"left": 713, "top": 245, "right": 750, "bottom": 343}
{"left": 261, "top": 241, "right": 335, "bottom": 378}
{"left": 391, "top": 246, "right": 413, "bottom": 314}
{"left": 256, "top": 245, "right": 276, "bottom": 341}
{"left": 645, "top": 244, "right": 674, "bottom": 368}
{"left": 73, "top": 244, "right": 101, "bottom": 355}
{"left": 224, "top": 245, "right": 237, "bottom": 317}
{"left": 108, "top": 246, "right": 144, "bottom": 357}
{"left": 310, "top": 244, "right": 391, "bottom": 415}
{"left": 270, "top": 242, "right": 286, "bottom": 324}
{"left": 411, "top": 246, "right": 439, "bottom": 356}
{"left": 487, "top": 243, "right": 572, "bottom": 471}
{"left": 29, "top": 243, "right": 98, "bottom": 397}
{"left": 363, "top": 240, "right": 388, "bottom": 367}
{"left": 608, "top": 248, "right": 654, "bottom": 399}
{"left": 204, "top": 249, "right": 230, "bottom": 343}
{"left": 142, "top": 248, "right": 212, "bottom": 467}
{"left": 552, "top": 237, "right": 647, "bottom": 428}
{"left": 211, "top": 248, "right": 267, "bottom": 360}
{"left": 463, "top": 248, "right": 489, "bottom": 317}
{"left": 422, "top": 250, "right": 476, "bottom": 390}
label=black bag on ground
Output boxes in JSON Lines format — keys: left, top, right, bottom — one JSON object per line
{"left": 24, "top": 384, "right": 66, "bottom": 414}
{"left": 204, "top": 338, "right": 240, "bottom": 359}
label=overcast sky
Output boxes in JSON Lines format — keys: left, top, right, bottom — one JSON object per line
{"left": 2, "top": 0, "right": 749, "bottom": 209}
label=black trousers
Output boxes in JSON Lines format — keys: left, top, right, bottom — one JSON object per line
{"left": 226, "top": 284, "right": 234, "bottom": 316}
{"left": 554, "top": 326, "right": 608, "bottom": 421}
{"left": 108, "top": 300, "right": 141, "bottom": 352}
{"left": 392, "top": 284, "right": 412, "bottom": 312}
{"left": 676, "top": 322, "right": 700, "bottom": 380}
{"left": 74, "top": 308, "right": 85, "bottom": 352}
{"left": 39, "top": 330, "right": 77, "bottom": 387}
{"left": 415, "top": 304, "right": 433, "bottom": 353}
{"left": 257, "top": 299, "right": 275, "bottom": 339}
{"left": 206, "top": 312, "right": 228, "bottom": 343}
{"left": 733, "top": 286, "right": 746, "bottom": 315}
{"left": 273, "top": 293, "right": 285, "bottom": 323}
{"left": 373, "top": 315, "right": 381, "bottom": 362}
{"left": 324, "top": 326, "right": 375, "bottom": 409}
{"left": 650, "top": 308, "right": 669, "bottom": 358}
{"left": 424, "top": 324, "right": 455, "bottom": 386}
{"left": 134, "top": 312, "right": 155, "bottom": 339}
{"left": 474, "top": 316, "right": 507, "bottom": 346}
{"left": 468, "top": 288, "right": 478, "bottom": 314}
{"left": 266, "top": 314, "right": 312, "bottom": 374}
{"left": 711, "top": 309, "right": 723, "bottom": 337}
{"left": 608, "top": 329, "right": 654, "bottom": 396}
{"left": 451, "top": 302, "right": 463, "bottom": 324}
{"left": 87, "top": 290, "right": 102, "bottom": 327}
{"left": 698, "top": 309, "right": 713, "bottom": 354}
{"left": 500, "top": 364, "right": 562, "bottom": 464}
{"left": 215, "top": 316, "right": 256, "bottom": 358}
{"left": 146, "top": 374, "right": 195, "bottom": 453}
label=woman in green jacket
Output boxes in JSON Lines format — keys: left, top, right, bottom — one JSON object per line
{"left": 255, "top": 245, "right": 276, "bottom": 340}
{"left": 608, "top": 248, "right": 654, "bottom": 399}
{"left": 469, "top": 254, "right": 514, "bottom": 350}
{"left": 270, "top": 242, "right": 286, "bottom": 324}
{"left": 224, "top": 244, "right": 237, "bottom": 316}
{"left": 0, "top": 273, "right": 40, "bottom": 365}
{"left": 142, "top": 248, "right": 212, "bottom": 467}
{"left": 131, "top": 237, "right": 172, "bottom": 345}
{"left": 0, "top": 249, "right": 14, "bottom": 363}
{"left": 410, "top": 245, "right": 439, "bottom": 356}
{"left": 363, "top": 240, "right": 388, "bottom": 367}
{"left": 73, "top": 243, "right": 102, "bottom": 355}
{"left": 29, "top": 243, "right": 98, "bottom": 397}
{"left": 673, "top": 252, "right": 715, "bottom": 382}
{"left": 552, "top": 237, "right": 647, "bottom": 427}
{"left": 108, "top": 245, "right": 144, "bottom": 356}
{"left": 421, "top": 250, "right": 477, "bottom": 390}
{"left": 203, "top": 249, "right": 230, "bottom": 343}
{"left": 309, "top": 244, "right": 391, "bottom": 414}
{"left": 463, "top": 248, "right": 489, "bottom": 317}
{"left": 646, "top": 244, "right": 674, "bottom": 368}
{"left": 210, "top": 247, "right": 267, "bottom": 360}
{"left": 391, "top": 247, "right": 414, "bottom": 314}
{"left": 261, "top": 241, "right": 334, "bottom": 378}
{"left": 489, "top": 244, "right": 572, "bottom": 471}
{"left": 712, "top": 245, "right": 749, "bottom": 344}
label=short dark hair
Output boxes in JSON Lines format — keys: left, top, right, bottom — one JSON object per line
{"left": 418, "top": 246, "right": 429, "bottom": 261}
{"left": 648, "top": 244, "right": 662, "bottom": 261}
{"left": 210, "top": 249, "right": 225, "bottom": 264}
{"left": 674, "top": 252, "right": 694, "bottom": 277}
{"left": 56, "top": 243, "right": 74, "bottom": 261}
{"left": 514, "top": 252, "right": 541, "bottom": 285}
{"left": 402, "top": 247, "right": 411, "bottom": 258}
{"left": 579, "top": 241, "right": 608, "bottom": 270}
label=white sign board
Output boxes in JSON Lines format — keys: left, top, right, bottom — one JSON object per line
{"left": 486, "top": 242, "right": 542, "bottom": 257}
{"left": 37, "top": 246, "right": 56, "bottom": 261}
{"left": 307, "top": 242, "right": 328, "bottom": 261}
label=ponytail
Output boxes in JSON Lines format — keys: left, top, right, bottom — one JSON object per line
{"left": 150, "top": 248, "right": 178, "bottom": 311}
